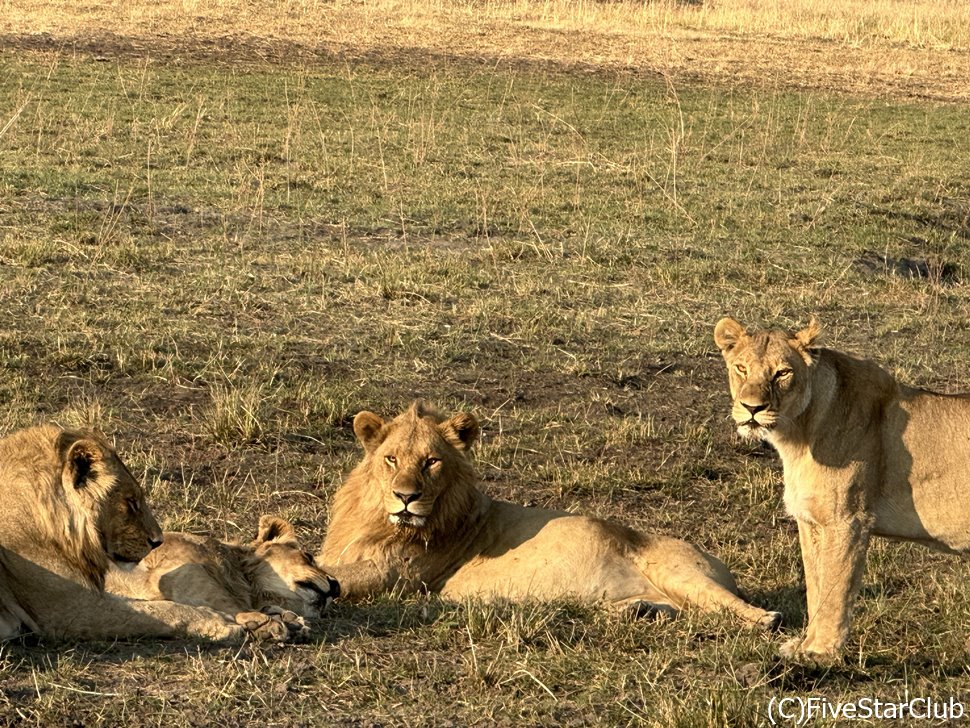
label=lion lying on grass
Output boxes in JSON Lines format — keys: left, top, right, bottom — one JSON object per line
{"left": 318, "top": 401, "right": 780, "bottom": 629}
{"left": 715, "top": 316, "right": 970, "bottom": 660}
{"left": 108, "top": 515, "right": 339, "bottom": 638}
{"left": 0, "top": 425, "right": 297, "bottom": 642}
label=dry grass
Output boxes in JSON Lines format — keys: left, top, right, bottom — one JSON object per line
{"left": 6, "top": 0, "right": 970, "bottom": 48}
{"left": 2, "top": 0, "right": 970, "bottom": 101}
{"left": 0, "top": 2, "right": 968, "bottom": 725}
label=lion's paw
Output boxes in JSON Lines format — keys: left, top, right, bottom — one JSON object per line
{"left": 219, "top": 623, "right": 248, "bottom": 644}
{"left": 261, "top": 605, "right": 310, "bottom": 642}
{"left": 757, "top": 610, "right": 783, "bottom": 632}
{"left": 779, "top": 636, "right": 841, "bottom": 665}
{"left": 235, "top": 610, "right": 291, "bottom": 642}
{"left": 779, "top": 637, "right": 801, "bottom": 659}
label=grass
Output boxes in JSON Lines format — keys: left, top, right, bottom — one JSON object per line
{"left": 7, "top": 0, "right": 970, "bottom": 52}
{"left": 4, "top": 0, "right": 970, "bottom": 104}
{"left": 0, "top": 2, "right": 969, "bottom": 725}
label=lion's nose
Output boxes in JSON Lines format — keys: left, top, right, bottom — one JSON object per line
{"left": 149, "top": 535, "right": 164, "bottom": 550}
{"left": 742, "top": 402, "right": 767, "bottom": 415}
{"left": 394, "top": 490, "right": 422, "bottom": 506}
{"left": 327, "top": 577, "right": 341, "bottom": 599}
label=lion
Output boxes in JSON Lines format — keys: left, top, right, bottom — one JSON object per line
{"left": 715, "top": 315, "right": 970, "bottom": 660}
{"left": 107, "top": 515, "right": 339, "bottom": 629}
{"left": 317, "top": 401, "right": 781, "bottom": 629}
{"left": 0, "top": 425, "right": 299, "bottom": 642}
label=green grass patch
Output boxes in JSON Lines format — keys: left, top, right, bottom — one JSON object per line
{"left": 0, "top": 47, "right": 968, "bottom": 726}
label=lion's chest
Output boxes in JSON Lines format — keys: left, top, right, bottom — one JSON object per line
{"left": 783, "top": 488, "right": 825, "bottom": 525}
{"left": 781, "top": 454, "right": 863, "bottom": 526}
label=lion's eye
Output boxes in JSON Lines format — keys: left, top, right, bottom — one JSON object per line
{"left": 384, "top": 455, "right": 397, "bottom": 468}
{"left": 734, "top": 364, "right": 747, "bottom": 377}
{"left": 127, "top": 498, "right": 140, "bottom": 514}
{"left": 424, "top": 457, "right": 440, "bottom": 469}
{"left": 774, "top": 369, "right": 793, "bottom": 381}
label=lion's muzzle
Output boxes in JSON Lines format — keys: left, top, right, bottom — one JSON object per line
{"left": 393, "top": 489, "right": 422, "bottom": 506}
{"left": 297, "top": 576, "right": 340, "bottom": 609}
{"left": 386, "top": 477, "right": 430, "bottom": 527}
{"left": 733, "top": 402, "right": 777, "bottom": 440}
{"left": 388, "top": 511, "right": 427, "bottom": 528}
{"left": 741, "top": 401, "right": 768, "bottom": 418}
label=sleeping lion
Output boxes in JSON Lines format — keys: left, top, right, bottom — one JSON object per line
{"left": 108, "top": 516, "right": 339, "bottom": 638}
{"left": 317, "top": 401, "right": 781, "bottom": 629}
{"left": 715, "top": 316, "right": 970, "bottom": 660}
{"left": 0, "top": 425, "right": 294, "bottom": 642}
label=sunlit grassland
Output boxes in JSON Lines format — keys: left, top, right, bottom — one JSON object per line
{"left": 0, "top": 34, "right": 968, "bottom": 726}
{"left": 6, "top": 0, "right": 970, "bottom": 50}
{"left": 3, "top": 0, "right": 970, "bottom": 104}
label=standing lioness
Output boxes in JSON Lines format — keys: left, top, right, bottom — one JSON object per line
{"left": 715, "top": 316, "right": 970, "bottom": 660}
{"left": 318, "top": 401, "right": 781, "bottom": 629}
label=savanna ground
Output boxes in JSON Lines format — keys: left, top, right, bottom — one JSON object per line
{"left": 0, "top": 1, "right": 969, "bottom": 725}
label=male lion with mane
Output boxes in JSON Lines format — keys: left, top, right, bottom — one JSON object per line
{"left": 108, "top": 515, "right": 339, "bottom": 634}
{"left": 318, "top": 401, "right": 781, "bottom": 628}
{"left": 715, "top": 316, "right": 970, "bottom": 660}
{"left": 0, "top": 425, "right": 298, "bottom": 642}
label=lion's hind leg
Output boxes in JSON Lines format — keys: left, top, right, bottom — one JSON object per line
{"left": 637, "top": 537, "right": 782, "bottom": 631}
{"left": 688, "top": 580, "right": 783, "bottom": 631}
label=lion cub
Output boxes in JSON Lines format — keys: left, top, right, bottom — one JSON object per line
{"left": 716, "top": 316, "right": 970, "bottom": 660}
{"left": 318, "top": 401, "right": 781, "bottom": 630}
{"left": 108, "top": 516, "right": 338, "bottom": 640}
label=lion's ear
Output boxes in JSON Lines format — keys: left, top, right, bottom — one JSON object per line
{"left": 793, "top": 316, "right": 821, "bottom": 349}
{"left": 59, "top": 434, "right": 105, "bottom": 491}
{"left": 353, "top": 411, "right": 386, "bottom": 453}
{"left": 714, "top": 317, "right": 746, "bottom": 355}
{"left": 257, "top": 515, "right": 298, "bottom": 545}
{"left": 440, "top": 412, "right": 480, "bottom": 451}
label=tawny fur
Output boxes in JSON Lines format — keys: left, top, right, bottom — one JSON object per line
{"left": 318, "top": 401, "right": 780, "bottom": 628}
{"left": 0, "top": 425, "right": 273, "bottom": 642}
{"left": 107, "top": 516, "right": 337, "bottom": 620}
{"left": 715, "top": 316, "right": 970, "bottom": 660}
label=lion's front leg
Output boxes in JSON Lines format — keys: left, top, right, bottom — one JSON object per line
{"left": 38, "top": 589, "right": 246, "bottom": 642}
{"left": 797, "top": 519, "right": 821, "bottom": 621}
{"left": 781, "top": 518, "right": 871, "bottom": 661}
{"left": 316, "top": 558, "right": 404, "bottom": 599}
{"left": 122, "top": 599, "right": 314, "bottom": 643}
{"left": 781, "top": 518, "right": 821, "bottom": 658}
{"left": 122, "top": 599, "right": 247, "bottom": 642}
{"left": 129, "top": 601, "right": 310, "bottom": 643}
